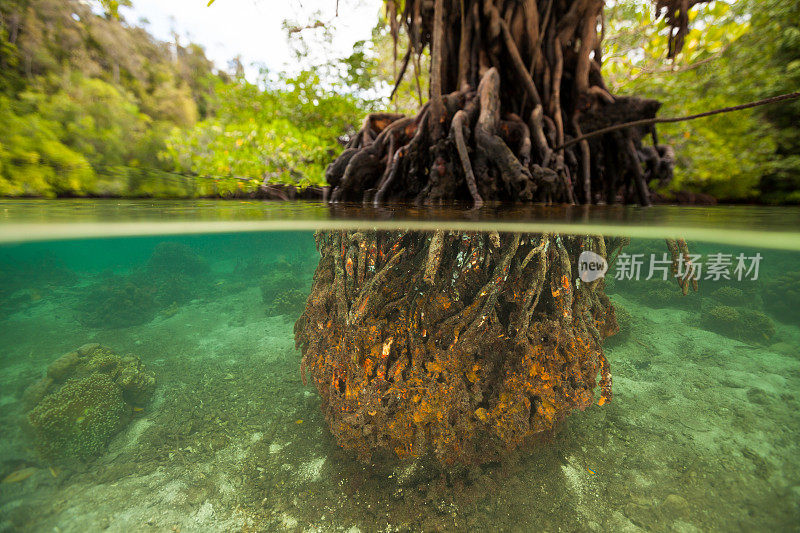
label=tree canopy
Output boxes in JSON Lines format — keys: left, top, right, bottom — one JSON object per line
{"left": 0, "top": 0, "right": 366, "bottom": 197}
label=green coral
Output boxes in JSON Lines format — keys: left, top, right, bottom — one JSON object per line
{"left": 644, "top": 283, "right": 697, "bottom": 309}
{"left": 143, "top": 242, "right": 211, "bottom": 308}
{"left": 77, "top": 242, "right": 209, "bottom": 329}
{"left": 710, "top": 286, "right": 749, "bottom": 307}
{"left": 23, "top": 344, "right": 156, "bottom": 463}
{"left": 27, "top": 373, "right": 128, "bottom": 461}
{"left": 260, "top": 269, "right": 302, "bottom": 303}
{"left": 114, "top": 355, "right": 157, "bottom": 405}
{"left": 616, "top": 277, "right": 698, "bottom": 311}
{"left": 146, "top": 242, "right": 209, "bottom": 278}
{"left": 260, "top": 259, "right": 310, "bottom": 317}
{"left": 41, "top": 343, "right": 156, "bottom": 405}
{"left": 701, "top": 305, "right": 776, "bottom": 344}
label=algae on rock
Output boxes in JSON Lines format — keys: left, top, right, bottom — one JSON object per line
{"left": 261, "top": 259, "right": 311, "bottom": 317}
{"left": 77, "top": 241, "right": 211, "bottom": 329}
{"left": 146, "top": 242, "right": 210, "bottom": 278}
{"left": 763, "top": 271, "right": 800, "bottom": 325}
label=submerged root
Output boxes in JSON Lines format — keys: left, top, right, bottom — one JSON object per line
{"left": 295, "top": 230, "right": 622, "bottom": 465}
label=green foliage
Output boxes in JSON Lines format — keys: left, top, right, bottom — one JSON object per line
{"left": 21, "top": 75, "right": 148, "bottom": 169}
{"left": 0, "top": 95, "right": 95, "bottom": 197}
{"left": 98, "top": 0, "right": 132, "bottom": 20}
{"left": 753, "top": 0, "right": 800, "bottom": 203}
{"left": 365, "top": 20, "right": 430, "bottom": 115}
{"left": 604, "top": 0, "right": 799, "bottom": 202}
{"left": 163, "top": 73, "right": 365, "bottom": 193}
{"left": 2, "top": 0, "right": 795, "bottom": 200}
{"left": 0, "top": 0, "right": 371, "bottom": 196}
{"left": 0, "top": 0, "right": 218, "bottom": 197}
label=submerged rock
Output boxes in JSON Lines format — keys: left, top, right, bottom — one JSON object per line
{"left": 710, "top": 286, "right": 749, "bottom": 307}
{"left": 701, "top": 304, "right": 776, "bottom": 344}
{"left": 660, "top": 493, "right": 690, "bottom": 518}
{"left": 22, "top": 344, "right": 156, "bottom": 463}
{"left": 605, "top": 303, "right": 632, "bottom": 347}
{"left": 268, "top": 288, "right": 308, "bottom": 317}
{"left": 76, "top": 242, "right": 210, "bottom": 329}
{"left": 763, "top": 271, "right": 800, "bottom": 325}
{"left": 260, "top": 261, "right": 310, "bottom": 317}
{"left": 147, "top": 242, "right": 209, "bottom": 278}
{"left": 35, "top": 344, "right": 156, "bottom": 405}
{"left": 76, "top": 276, "right": 159, "bottom": 328}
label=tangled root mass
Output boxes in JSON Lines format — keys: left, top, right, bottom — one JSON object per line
{"left": 295, "top": 230, "right": 624, "bottom": 464}
{"left": 327, "top": 0, "right": 705, "bottom": 207}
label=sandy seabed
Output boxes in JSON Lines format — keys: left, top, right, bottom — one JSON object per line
{"left": 1, "top": 247, "right": 799, "bottom": 533}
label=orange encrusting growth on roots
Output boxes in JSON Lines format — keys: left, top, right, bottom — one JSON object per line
{"left": 295, "top": 230, "right": 621, "bottom": 465}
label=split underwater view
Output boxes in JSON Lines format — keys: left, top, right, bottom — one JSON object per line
{"left": 2, "top": 0, "right": 800, "bottom": 530}
{"left": 0, "top": 201, "right": 798, "bottom": 532}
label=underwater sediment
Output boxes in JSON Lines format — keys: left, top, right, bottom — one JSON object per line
{"left": 295, "top": 230, "right": 625, "bottom": 464}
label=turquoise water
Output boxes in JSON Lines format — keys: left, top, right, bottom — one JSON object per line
{"left": 0, "top": 201, "right": 799, "bottom": 532}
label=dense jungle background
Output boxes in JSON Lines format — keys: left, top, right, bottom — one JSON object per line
{"left": 0, "top": 0, "right": 798, "bottom": 202}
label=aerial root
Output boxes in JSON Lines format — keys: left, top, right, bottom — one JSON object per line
{"left": 326, "top": 53, "right": 674, "bottom": 206}
{"left": 450, "top": 110, "right": 483, "bottom": 208}
{"left": 666, "top": 237, "right": 700, "bottom": 295}
{"left": 327, "top": 68, "right": 567, "bottom": 206}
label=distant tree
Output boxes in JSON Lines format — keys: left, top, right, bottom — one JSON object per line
{"left": 0, "top": 0, "right": 223, "bottom": 197}
{"left": 601, "top": 0, "right": 773, "bottom": 200}
{"left": 163, "top": 73, "right": 365, "bottom": 195}
{"left": 0, "top": 95, "right": 95, "bottom": 197}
